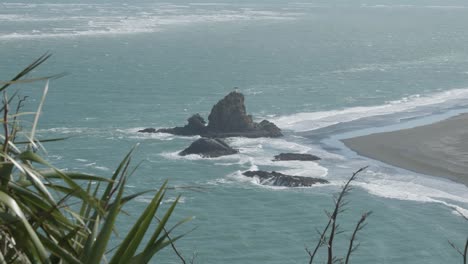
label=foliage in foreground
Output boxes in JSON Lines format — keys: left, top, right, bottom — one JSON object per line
{"left": 0, "top": 54, "right": 190, "bottom": 263}
{"left": 1, "top": 54, "right": 466, "bottom": 264}
{"left": 306, "top": 167, "right": 371, "bottom": 264}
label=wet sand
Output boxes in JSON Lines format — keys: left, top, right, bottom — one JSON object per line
{"left": 342, "top": 113, "right": 468, "bottom": 186}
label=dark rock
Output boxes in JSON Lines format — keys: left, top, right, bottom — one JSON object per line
{"left": 141, "top": 91, "right": 283, "bottom": 138}
{"left": 203, "top": 129, "right": 281, "bottom": 138}
{"left": 273, "top": 153, "right": 321, "bottom": 162}
{"left": 138, "top": 128, "right": 157, "bottom": 133}
{"left": 256, "top": 120, "right": 282, "bottom": 138}
{"left": 187, "top": 114, "right": 207, "bottom": 131}
{"left": 156, "top": 114, "right": 208, "bottom": 136}
{"left": 243, "top": 170, "right": 328, "bottom": 187}
{"left": 207, "top": 91, "right": 255, "bottom": 132}
{"left": 179, "top": 138, "right": 238, "bottom": 158}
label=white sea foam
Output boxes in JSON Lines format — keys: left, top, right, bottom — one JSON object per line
{"left": 0, "top": 14, "right": 87, "bottom": 22}
{"left": 0, "top": 3, "right": 299, "bottom": 40}
{"left": 361, "top": 4, "right": 468, "bottom": 9}
{"left": 159, "top": 135, "right": 330, "bottom": 185}
{"left": 230, "top": 171, "right": 289, "bottom": 190}
{"left": 214, "top": 137, "right": 330, "bottom": 186}
{"left": 38, "top": 127, "right": 91, "bottom": 134}
{"left": 189, "top": 3, "right": 233, "bottom": 6}
{"left": 94, "top": 166, "right": 111, "bottom": 171}
{"left": 339, "top": 167, "right": 468, "bottom": 218}
{"left": 120, "top": 128, "right": 195, "bottom": 141}
{"left": 136, "top": 195, "right": 186, "bottom": 204}
{"left": 160, "top": 150, "right": 241, "bottom": 161}
{"left": 272, "top": 88, "right": 468, "bottom": 132}
{"left": 330, "top": 54, "right": 459, "bottom": 75}
{"left": 82, "top": 162, "right": 111, "bottom": 172}
{"left": 48, "top": 155, "right": 63, "bottom": 161}
{"left": 425, "top": 6, "right": 468, "bottom": 9}
{"left": 361, "top": 4, "right": 416, "bottom": 8}
{"left": 361, "top": 4, "right": 468, "bottom": 10}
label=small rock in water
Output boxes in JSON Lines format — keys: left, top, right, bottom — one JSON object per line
{"left": 243, "top": 170, "right": 328, "bottom": 187}
{"left": 273, "top": 153, "right": 321, "bottom": 161}
{"left": 179, "top": 138, "right": 238, "bottom": 158}
{"left": 138, "top": 128, "right": 157, "bottom": 133}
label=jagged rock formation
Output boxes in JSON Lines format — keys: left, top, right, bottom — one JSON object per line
{"left": 179, "top": 138, "right": 238, "bottom": 158}
{"left": 243, "top": 171, "right": 328, "bottom": 187}
{"left": 139, "top": 91, "right": 282, "bottom": 138}
{"left": 207, "top": 91, "right": 255, "bottom": 132}
{"left": 273, "top": 153, "right": 321, "bottom": 162}
{"left": 151, "top": 114, "right": 208, "bottom": 136}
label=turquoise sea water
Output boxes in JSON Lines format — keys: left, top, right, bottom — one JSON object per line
{"left": 1, "top": 1, "right": 468, "bottom": 263}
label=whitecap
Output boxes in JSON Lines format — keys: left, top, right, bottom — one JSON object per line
{"left": 0, "top": 5, "right": 300, "bottom": 41}
{"left": 159, "top": 150, "right": 241, "bottom": 161}
{"left": 37, "top": 127, "right": 90, "bottom": 134}
{"left": 116, "top": 128, "right": 200, "bottom": 141}
{"left": 329, "top": 54, "right": 459, "bottom": 75}
{"left": 343, "top": 168, "right": 468, "bottom": 218}
{"left": 272, "top": 88, "right": 468, "bottom": 132}
{"left": 94, "top": 166, "right": 111, "bottom": 171}
{"left": 164, "top": 196, "right": 186, "bottom": 204}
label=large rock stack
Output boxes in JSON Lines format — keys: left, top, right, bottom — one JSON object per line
{"left": 139, "top": 91, "right": 282, "bottom": 138}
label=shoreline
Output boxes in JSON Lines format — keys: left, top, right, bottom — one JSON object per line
{"left": 342, "top": 113, "right": 468, "bottom": 187}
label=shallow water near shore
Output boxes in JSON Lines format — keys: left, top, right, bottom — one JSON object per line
{"left": 2, "top": 0, "right": 468, "bottom": 263}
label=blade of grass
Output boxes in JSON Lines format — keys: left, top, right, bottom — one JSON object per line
{"left": 29, "top": 79, "right": 49, "bottom": 149}
{"left": 114, "top": 191, "right": 168, "bottom": 264}
{"left": 86, "top": 178, "right": 126, "bottom": 264}
{"left": 14, "top": 137, "right": 70, "bottom": 144}
{"left": 0, "top": 191, "right": 50, "bottom": 263}
{"left": 1, "top": 152, "right": 56, "bottom": 204}
{"left": 0, "top": 73, "right": 66, "bottom": 86}
{"left": 38, "top": 233, "right": 81, "bottom": 264}
{"left": 41, "top": 170, "right": 113, "bottom": 182}
{"left": 134, "top": 196, "right": 183, "bottom": 264}
{"left": 19, "top": 151, "right": 105, "bottom": 214}
{"left": 0, "top": 53, "right": 51, "bottom": 93}
{"left": 100, "top": 144, "right": 139, "bottom": 204}
{"left": 108, "top": 181, "right": 167, "bottom": 264}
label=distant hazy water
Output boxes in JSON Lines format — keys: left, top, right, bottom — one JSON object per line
{"left": 1, "top": 1, "right": 468, "bottom": 263}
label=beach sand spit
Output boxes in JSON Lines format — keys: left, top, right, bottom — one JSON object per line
{"left": 342, "top": 113, "right": 468, "bottom": 186}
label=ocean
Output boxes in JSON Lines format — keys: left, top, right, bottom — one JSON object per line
{"left": 1, "top": 0, "right": 468, "bottom": 263}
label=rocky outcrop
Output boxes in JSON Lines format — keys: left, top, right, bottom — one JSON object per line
{"left": 255, "top": 120, "right": 283, "bottom": 137}
{"left": 140, "top": 91, "right": 282, "bottom": 138}
{"left": 144, "top": 114, "right": 208, "bottom": 136}
{"left": 273, "top": 153, "right": 321, "bottom": 162}
{"left": 153, "top": 116, "right": 203, "bottom": 136}
{"left": 243, "top": 170, "right": 328, "bottom": 187}
{"left": 207, "top": 91, "right": 255, "bottom": 132}
{"left": 179, "top": 138, "right": 238, "bottom": 158}
{"left": 138, "top": 128, "right": 157, "bottom": 133}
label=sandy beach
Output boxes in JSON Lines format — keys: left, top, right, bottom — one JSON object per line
{"left": 342, "top": 113, "right": 468, "bottom": 186}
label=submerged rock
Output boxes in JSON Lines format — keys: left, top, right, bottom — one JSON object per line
{"left": 138, "top": 128, "right": 157, "bottom": 133}
{"left": 179, "top": 138, "right": 238, "bottom": 158}
{"left": 243, "top": 170, "right": 328, "bottom": 187}
{"left": 140, "top": 91, "right": 282, "bottom": 138}
{"left": 273, "top": 153, "right": 321, "bottom": 162}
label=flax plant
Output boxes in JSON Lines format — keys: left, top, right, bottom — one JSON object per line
{"left": 0, "top": 54, "right": 190, "bottom": 263}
